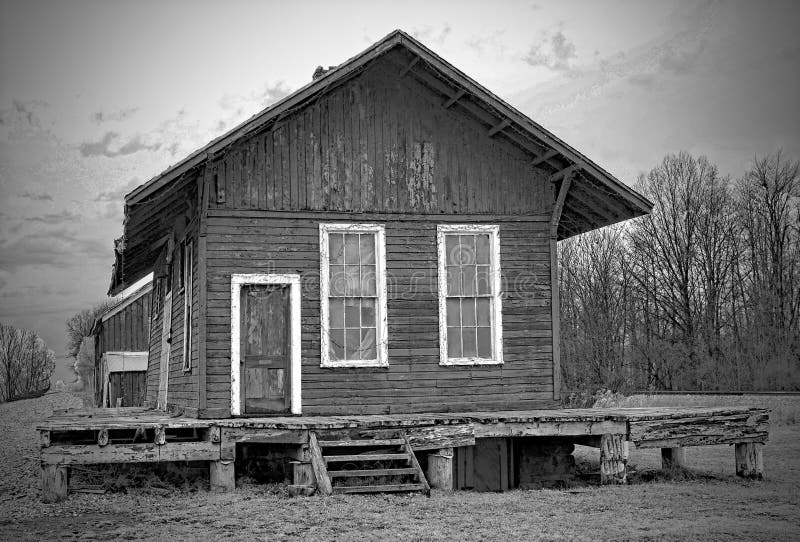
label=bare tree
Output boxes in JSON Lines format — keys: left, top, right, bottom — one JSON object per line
{"left": 0, "top": 322, "right": 55, "bottom": 402}
{"left": 65, "top": 300, "right": 114, "bottom": 359}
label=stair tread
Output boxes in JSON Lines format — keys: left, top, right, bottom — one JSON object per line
{"left": 318, "top": 438, "right": 405, "bottom": 447}
{"left": 333, "top": 483, "right": 427, "bottom": 494}
{"left": 328, "top": 467, "right": 418, "bottom": 478}
{"left": 324, "top": 453, "right": 410, "bottom": 462}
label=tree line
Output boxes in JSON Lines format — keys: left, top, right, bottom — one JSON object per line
{"left": 0, "top": 322, "right": 55, "bottom": 402}
{"left": 559, "top": 151, "right": 800, "bottom": 392}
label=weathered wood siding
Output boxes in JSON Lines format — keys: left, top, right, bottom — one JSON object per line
{"left": 93, "top": 291, "right": 151, "bottom": 406}
{"left": 145, "top": 227, "right": 200, "bottom": 411}
{"left": 108, "top": 371, "right": 146, "bottom": 407}
{"left": 207, "top": 59, "right": 548, "bottom": 216}
{"left": 205, "top": 211, "right": 554, "bottom": 415}
{"left": 94, "top": 292, "right": 151, "bottom": 359}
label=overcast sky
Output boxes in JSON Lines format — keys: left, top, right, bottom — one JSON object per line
{"left": 1, "top": 0, "right": 798, "bottom": 381}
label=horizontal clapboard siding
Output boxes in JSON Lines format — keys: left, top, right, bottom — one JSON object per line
{"left": 207, "top": 55, "right": 548, "bottom": 216}
{"left": 205, "top": 210, "right": 554, "bottom": 415}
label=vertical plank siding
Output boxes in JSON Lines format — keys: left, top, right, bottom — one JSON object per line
{"left": 96, "top": 293, "right": 152, "bottom": 353}
{"left": 208, "top": 61, "right": 547, "bottom": 216}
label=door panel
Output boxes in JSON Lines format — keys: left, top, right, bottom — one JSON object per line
{"left": 241, "top": 284, "right": 290, "bottom": 414}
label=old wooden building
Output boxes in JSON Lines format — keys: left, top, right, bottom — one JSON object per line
{"left": 40, "top": 32, "right": 773, "bottom": 502}
{"left": 90, "top": 282, "right": 152, "bottom": 407}
{"left": 109, "top": 30, "right": 651, "bottom": 419}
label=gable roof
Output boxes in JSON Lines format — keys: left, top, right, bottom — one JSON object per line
{"left": 125, "top": 29, "right": 651, "bottom": 236}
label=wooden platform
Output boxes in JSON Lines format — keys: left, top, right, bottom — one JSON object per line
{"left": 37, "top": 406, "right": 770, "bottom": 502}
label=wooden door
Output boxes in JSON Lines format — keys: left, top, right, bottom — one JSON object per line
{"left": 157, "top": 291, "right": 172, "bottom": 410}
{"left": 240, "top": 284, "right": 291, "bottom": 414}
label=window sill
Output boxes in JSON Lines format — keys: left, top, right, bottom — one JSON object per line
{"left": 321, "top": 359, "right": 388, "bottom": 369}
{"left": 440, "top": 357, "right": 503, "bottom": 366}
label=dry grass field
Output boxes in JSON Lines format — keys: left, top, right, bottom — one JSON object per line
{"left": 1, "top": 392, "right": 798, "bottom": 541}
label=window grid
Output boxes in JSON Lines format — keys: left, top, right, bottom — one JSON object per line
{"left": 320, "top": 224, "right": 387, "bottom": 368}
{"left": 438, "top": 225, "right": 503, "bottom": 366}
{"left": 327, "top": 232, "right": 378, "bottom": 362}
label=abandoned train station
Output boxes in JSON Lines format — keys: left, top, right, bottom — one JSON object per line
{"left": 39, "top": 30, "right": 770, "bottom": 501}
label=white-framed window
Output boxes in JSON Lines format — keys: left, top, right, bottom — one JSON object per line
{"left": 181, "top": 238, "right": 193, "bottom": 372}
{"left": 319, "top": 223, "right": 388, "bottom": 368}
{"left": 437, "top": 224, "right": 503, "bottom": 365}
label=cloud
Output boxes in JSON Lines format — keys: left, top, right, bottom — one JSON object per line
{"left": 0, "top": 99, "right": 55, "bottom": 139}
{"left": 657, "top": 40, "right": 707, "bottom": 74}
{"left": 94, "top": 178, "right": 141, "bottom": 203}
{"left": 411, "top": 24, "right": 452, "bottom": 46}
{"left": 466, "top": 30, "right": 507, "bottom": 57}
{"left": 25, "top": 210, "right": 83, "bottom": 225}
{"left": 90, "top": 107, "right": 139, "bottom": 124}
{"left": 19, "top": 191, "right": 53, "bottom": 201}
{"left": 79, "top": 131, "right": 161, "bottom": 157}
{"left": 257, "top": 82, "right": 291, "bottom": 108}
{"left": 0, "top": 230, "right": 108, "bottom": 271}
{"left": 524, "top": 30, "right": 577, "bottom": 71}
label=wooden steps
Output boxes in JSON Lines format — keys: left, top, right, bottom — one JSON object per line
{"left": 308, "top": 431, "right": 430, "bottom": 496}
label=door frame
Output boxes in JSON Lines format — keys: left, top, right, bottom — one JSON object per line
{"left": 157, "top": 290, "right": 173, "bottom": 410}
{"left": 230, "top": 273, "right": 301, "bottom": 416}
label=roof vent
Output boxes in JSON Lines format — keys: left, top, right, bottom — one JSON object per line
{"left": 312, "top": 65, "right": 338, "bottom": 81}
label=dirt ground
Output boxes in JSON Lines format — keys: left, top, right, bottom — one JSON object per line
{"left": 0, "top": 393, "right": 798, "bottom": 541}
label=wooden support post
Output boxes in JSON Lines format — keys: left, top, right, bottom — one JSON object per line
{"left": 209, "top": 460, "right": 235, "bottom": 492}
{"left": 661, "top": 447, "right": 686, "bottom": 470}
{"left": 426, "top": 448, "right": 454, "bottom": 491}
{"left": 735, "top": 442, "right": 764, "bottom": 479}
{"left": 291, "top": 461, "right": 315, "bottom": 486}
{"left": 42, "top": 464, "right": 69, "bottom": 503}
{"left": 600, "top": 434, "right": 627, "bottom": 485}
{"left": 308, "top": 432, "right": 332, "bottom": 496}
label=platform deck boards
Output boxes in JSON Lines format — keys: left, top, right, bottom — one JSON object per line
{"left": 38, "top": 406, "right": 770, "bottom": 444}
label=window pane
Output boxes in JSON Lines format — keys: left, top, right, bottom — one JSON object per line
{"left": 344, "top": 265, "right": 360, "bottom": 296}
{"left": 360, "top": 234, "right": 375, "bottom": 264}
{"left": 462, "top": 327, "right": 477, "bottom": 357}
{"left": 345, "top": 329, "right": 360, "bottom": 360}
{"left": 329, "top": 329, "right": 345, "bottom": 361}
{"left": 447, "top": 266, "right": 462, "bottom": 296}
{"left": 459, "top": 235, "right": 476, "bottom": 265}
{"left": 360, "top": 267, "right": 376, "bottom": 296}
{"left": 476, "top": 298, "right": 491, "bottom": 326}
{"left": 360, "top": 328, "right": 377, "bottom": 360}
{"left": 329, "top": 265, "right": 346, "bottom": 296}
{"left": 476, "top": 265, "right": 491, "bottom": 295}
{"left": 475, "top": 234, "right": 490, "bottom": 264}
{"left": 329, "top": 233, "right": 345, "bottom": 264}
{"left": 463, "top": 266, "right": 477, "bottom": 296}
{"left": 446, "top": 298, "right": 460, "bottom": 326}
{"left": 344, "top": 234, "right": 360, "bottom": 264}
{"left": 329, "top": 298, "right": 345, "bottom": 328}
{"left": 361, "top": 298, "right": 376, "bottom": 328}
{"left": 477, "top": 327, "right": 492, "bottom": 358}
{"left": 462, "top": 298, "right": 476, "bottom": 326}
{"left": 445, "top": 235, "right": 459, "bottom": 266}
{"left": 447, "top": 327, "right": 462, "bottom": 358}
{"left": 344, "top": 299, "right": 360, "bottom": 327}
